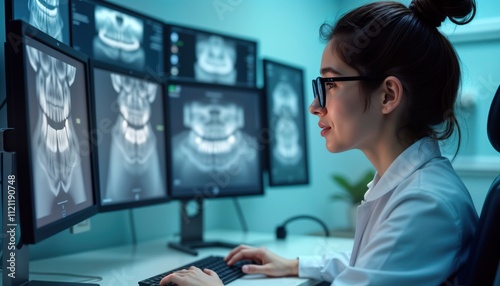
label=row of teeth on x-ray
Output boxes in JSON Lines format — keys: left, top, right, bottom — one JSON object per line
{"left": 39, "top": 115, "right": 79, "bottom": 196}
{"left": 29, "top": 0, "right": 63, "bottom": 41}
{"left": 96, "top": 7, "right": 143, "bottom": 52}
{"left": 40, "top": 115, "right": 72, "bottom": 153}
{"left": 193, "top": 133, "right": 237, "bottom": 154}
{"left": 120, "top": 119, "right": 150, "bottom": 145}
{"left": 114, "top": 116, "right": 156, "bottom": 166}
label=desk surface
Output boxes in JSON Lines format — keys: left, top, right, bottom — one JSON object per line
{"left": 29, "top": 230, "right": 354, "bottom": 286}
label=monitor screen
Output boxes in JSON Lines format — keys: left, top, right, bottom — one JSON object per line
{"left": 92, "top": 64, "right": 169, "bottom": 211}
{"left": 5, "top": 0, "right": 71, "bottom": 45}
{"left": 263, "top": 59, "right": 309, "bottom": 186}
{"left": 5, "top": 20, "right": 98, "bottom": 244}
{"left": 70, "top": 0, "right": 164, "bottom": 75}
{"left": 167, "top": 81, "right": 264, "bottom": 199}
{"left": 166, "top": 24, "right": 257, "bottom": 88}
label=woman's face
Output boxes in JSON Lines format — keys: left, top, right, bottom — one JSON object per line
{"left": 309, "top": 40, "right": 382, "bottom": 153}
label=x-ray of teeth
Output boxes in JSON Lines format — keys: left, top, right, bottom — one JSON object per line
{"left": 194, "top": 35, "right": 237, "bottom": 85}
{"left": 182, "top": 100, "right": 245, "bottom": 172}
{"left": 271, "top": 80, "right": 302, "bottom": 165}
{"left": 93, "top": 6, "right": 145, "bottom": 68}
{"left": 28, "top": 0, "right": 64, "bottom": 41}
{"left": 26, "top": 44, "right": 88, "bottom": 221}
{"left": 101, "top": 72, "right": 165, "bottom": 203}
{"left": 171, "top": 97, "right": 258, "bottom": 187}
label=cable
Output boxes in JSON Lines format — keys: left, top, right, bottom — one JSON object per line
{"left": 276, "top": 215, "right": 330, "bottom": 239}
{"left": 232, "top": 198, "right": 248, "bottom": 233}
{"left": 0, "top": 98, "right": 6, "bottom": 111}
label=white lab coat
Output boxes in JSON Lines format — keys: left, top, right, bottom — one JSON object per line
{"left": 298, "top": 138, "right": 478, "bottom": 285}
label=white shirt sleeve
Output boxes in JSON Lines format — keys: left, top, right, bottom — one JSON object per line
{"left": 298, "top": 252, "right": 351, "bottom": 282}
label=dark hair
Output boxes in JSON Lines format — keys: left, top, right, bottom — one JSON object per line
{"left": 320, "top": 0, "right": 476, "bottom": 151}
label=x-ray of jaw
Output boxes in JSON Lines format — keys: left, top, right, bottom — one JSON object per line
{"left": 93, "top": 6, "right": 145, "bottom": 68}
{"left": 28, "top": 0, "right": 64, "bottom": 41}
{"left": 195, "top": 35, "right": 237, "bottom": 85}
{"left": 271, "top": 80, "right": 302, "bottom": 165}
{"left": 172, "top": 98, "right": 258, "bottom": 189}
{"left": 104, "top": 73, "right": 165, "bottom": 202}
{"left": 183, "top": 100, "right": 245, "bottom": 171}
{"left": 26, "top": 45, "right": 87, "bottom": 220}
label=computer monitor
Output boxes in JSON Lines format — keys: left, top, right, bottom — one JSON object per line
{"left": 91, "top": 62, "right": 169, "bottom": 212}
{"left": 5, "top": 19, "right": 98, "bottom": 244}
{"left": 166, "top": 80, "right": 264, "bottom": 255}
{"left": 263, "top": 59, "right": 309, "bottom": 186}
{"left": 4, "top": 0, "right": 71, "bottom": 45}
{"left": 3, "top": 20, "right": 98, "bottom": 285}
{"left": 166, "top": 24, "right": 257, "bottom": 88}
{"left": 70, "top": 0, "right": 164, "bottom": 76}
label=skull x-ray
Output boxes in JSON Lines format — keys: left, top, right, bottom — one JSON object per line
{"left": 170, "top": 85, "right": 260, "bottom": 196}
{"left": 271, "top": 80, "right": 302, "bottom": 165}
{"left": 168, "top": 25, "right": 256, "bottom": 87}
{"left": 25, "top": 40, "right": 93, "bottom": 228}
{"left": 265, "top": 61, "right": 308, "bottom": 185}
{"left": 194, "top": 35, "right": 237, "bottom": 85}
{"left": 93, "top": 6, "right": 145, "bottom": 69}
{"left": 13, "top": 0, "right": 70, "bottom": 44}
{"left": 93, "top": 69, "right": 166, "bottom": 205}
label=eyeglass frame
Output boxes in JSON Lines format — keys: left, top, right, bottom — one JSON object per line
{"left": 311, "top": 76, "right": 383, "bottom": 108}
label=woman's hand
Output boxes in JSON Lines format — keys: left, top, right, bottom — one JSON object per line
{"left": 159, "top": 266, "right": 223, "bottom": 286}
{"left": 225, "top": 245, "right": 299, "bottom": 277}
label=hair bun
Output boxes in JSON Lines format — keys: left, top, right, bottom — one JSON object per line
{"left": 410, "top": 0, "right": 446, "bottom": 27}
{"left": 410, "top": 0, "right": 476, "bottom": 27}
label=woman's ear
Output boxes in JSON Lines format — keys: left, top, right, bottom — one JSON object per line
{"left": 380, "top": 76, "right": 403, "bottom": 115}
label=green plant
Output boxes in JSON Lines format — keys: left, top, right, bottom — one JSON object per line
{"left": 330, "top": 169, "right": 375, "bottom": 204}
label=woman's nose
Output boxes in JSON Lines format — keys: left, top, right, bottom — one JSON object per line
{"left": 309, "top": 97, "right": 325, "bottom": 116}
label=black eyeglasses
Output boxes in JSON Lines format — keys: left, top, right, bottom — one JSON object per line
{"left": 311, "top": 76, "right": 382, "bottom": 108}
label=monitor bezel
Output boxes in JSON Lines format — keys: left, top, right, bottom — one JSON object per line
{"left": 164, "top": 23, "right": 258, "bottom": 88}
{"left": 262, "top": 58, "right": 310, "bottom": 186}
{"left": 89, "top": 61, "right": 170, "bottom": 212}
{"left": 5, "top": 20, "right": 99, "bottom": 244}
{"left": 69, "top": 0, "right": 166, "bottom": 76}
{"left": 166, "top": 80, "right": 265, "bottom": 200}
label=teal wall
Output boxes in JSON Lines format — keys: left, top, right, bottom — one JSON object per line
{"left": 0, "top": 0, "right": 498, "bottom": 261}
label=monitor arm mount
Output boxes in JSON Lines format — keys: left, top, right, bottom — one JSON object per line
{"left": 167, "top": 199, "right": 238, "bottom": 256}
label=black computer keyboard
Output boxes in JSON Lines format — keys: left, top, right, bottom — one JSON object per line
{"left": 138, "top": 255, "right": 253, "bottom": 285}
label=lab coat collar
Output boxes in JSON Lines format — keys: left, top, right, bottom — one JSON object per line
{"left": 364, "top": 137, "right": 441, "bottom": 202}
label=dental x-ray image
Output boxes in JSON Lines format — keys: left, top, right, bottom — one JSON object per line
{"left": 168, "top": 82, "right": 262, "bottom": 198}
{"left": 93, "top": 67, "right": 167, "bottom": 206}
{"left": 71, "top": 0, "right": 164, "bottom": 74}
{"left": 263, "top": 59, "right": 309, "bottom": 186}
{"left": 12, "top": 0, "right": 71, "bottom": 44}
{"left": 194, "top": 34, "right": 237, "bottom": 85}
{"left": 24, "top": 39, "right": 94, "bottom": 228}
{"left": 93, "top": 6, "right": 145, "bottom": 68}
{"left": 167, "top": 25, "right": 257, "bottom": 88}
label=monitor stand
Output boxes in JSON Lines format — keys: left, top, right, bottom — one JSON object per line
{"left": 1, "top": 129, "right": 99, "bottom": 286}
{"left": 168, "top": 199, "right": 238, "bottom": 256}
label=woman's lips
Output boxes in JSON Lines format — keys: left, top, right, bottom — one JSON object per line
{"left": 318, "top": 122, "right": 331, "bottom": 137}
